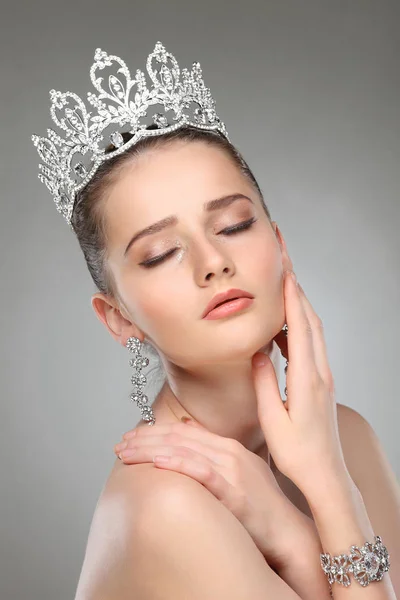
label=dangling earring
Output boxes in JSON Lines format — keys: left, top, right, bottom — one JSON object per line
{"left": 283, "top": 324, "right": 289, "bottom": 400}
{"left": 126, "top": 336, "right": 156, "bottom": 426}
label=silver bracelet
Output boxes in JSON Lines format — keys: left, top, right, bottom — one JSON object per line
{"left": 320, "top": 535, "right": 390, "bottom": 589}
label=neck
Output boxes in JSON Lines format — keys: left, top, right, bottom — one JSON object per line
{"left": 151, "top": 340, "right": 281, "bottom": 465}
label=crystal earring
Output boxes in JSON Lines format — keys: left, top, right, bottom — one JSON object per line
{"left": 283, "top": 324, "right": 289, "bottom": 399}
{"left": 126, "top": 336, "right": 156, "bottom": 426}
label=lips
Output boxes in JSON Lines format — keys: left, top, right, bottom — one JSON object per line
{"left": 215, "top": 298, "right": 235, "bottom": 308}
{"left": 202, "top": 288, "right": 254, "bottom": 318}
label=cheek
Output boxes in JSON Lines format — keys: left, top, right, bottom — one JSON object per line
{"left": 244, "top": 233, "right": 285, "bottom": 320}
{"left": 130, "top": 276, "right": 191, "bottom": 332}
{"left": 242, "top": 231, "right": 282, "bottom": 283}
{"left": 131, "top": 277, "right": 197, "bottom": 365}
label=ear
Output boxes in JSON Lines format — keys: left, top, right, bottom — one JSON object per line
{"left": 91, "top": 293, "right": 144, "bottom": 347}
{"left": 271, "top": 221, "right": 293, "bottom": 273}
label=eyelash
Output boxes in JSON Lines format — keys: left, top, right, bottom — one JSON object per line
{"left": 139, "top": 217, "right": 257, "bottom": 269}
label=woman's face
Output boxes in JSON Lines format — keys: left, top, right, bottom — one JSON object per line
{"left": 103, "top": 141, "right": 287, "bottom": 368}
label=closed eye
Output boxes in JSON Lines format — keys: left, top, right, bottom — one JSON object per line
{"left": 222, "top": 217, "right": 257, "bottom": 235}
{"left": 139, "top": 217, "right": 257, "bottom": 268}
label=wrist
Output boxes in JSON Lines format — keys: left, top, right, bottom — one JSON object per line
{"left": 304, "top": 469, "right": 359, "bottom": 515}
{"left": 276, "top": 531, "right": 333, "bottom": 600}
{"left": 272, "top": 510, "right": 323, "bottom": 572}
{"left": 306, "top": 476, "right": 376, "bottom": 555}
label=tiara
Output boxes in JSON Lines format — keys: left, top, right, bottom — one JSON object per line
{"left": 31, "top": 41, "right": 230, "bottom": 229}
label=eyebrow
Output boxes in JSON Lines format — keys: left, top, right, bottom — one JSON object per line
{"left": 123, "top": 193, "right": 254, "bottom": 257}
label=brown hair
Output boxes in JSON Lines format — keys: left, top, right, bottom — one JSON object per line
{"left": 71, "top": 124, "right": 271, "bottom": 301}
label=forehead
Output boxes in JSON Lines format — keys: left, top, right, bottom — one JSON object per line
{"left": 104, "top": 141, "right": 252, "bottom": 235}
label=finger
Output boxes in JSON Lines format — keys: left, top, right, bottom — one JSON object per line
{"left": 153, "top": 453, "right": 234, "bottom": 506}
{"left": 122, "top": 422, "right": 234, "bottom": 455}
{"left": 121, "top": 418, "right": 204, "bottom": 441}
{"left": 297, "top": 284, "right": 334, "bottom": 391}
{"left": 123, "top": 429, "right": 140, "bottom": 440}
{"left": 119, "top": 443, "right": 204, "bottom": 463}
{"left": 119, "top": 444, "right": 234, "bottom": 507}
{"left": 121, "top": 417, "right": 207, "bottom": 442}
{"left": 285, "top": 271, "right": 316, "bottom": 377}
{"left": 252, "top": 352, "right": 289, "bottom": 441}
{"left": 117, "top": 434, "right": 230, "bottom": 467}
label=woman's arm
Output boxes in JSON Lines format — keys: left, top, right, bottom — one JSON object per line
{"left": 272, "top": 475, "right": 397, "bottom": 600}
{"left": 337, "top": 405, "right": 400, "bottom": 595}
{"left": 126, "top": 472, "right": 306, "bottom": 600}
{"left": 273, "top": 405, "right": 400, "bottom": 599}
{"left": 75, "top": 466, "right": 305, "bottom": 600}
{"left": 251, "top": 273, "right": 399, "bottom": 599}
{"left": 307, "top": 474, "right": 396, "bottom": 600}
{"left": 274, "top": 410, "right": 400, "bottom": 599}
{"left": 272, "top": 516, "right": 333, "bottom": 599}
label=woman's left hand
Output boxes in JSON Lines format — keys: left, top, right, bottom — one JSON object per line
{"left": 113, "top": 419, "right": 320, "bottom": 573}
{"left": 252, "top": 269, "right": 354, "bottom": 505}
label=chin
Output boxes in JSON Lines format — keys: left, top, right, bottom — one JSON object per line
{"left": 204, "top": 327, "right": 276, "bottom": 362}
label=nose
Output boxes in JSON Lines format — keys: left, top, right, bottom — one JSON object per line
{"left": 192, "top": 237, "right": 236, "bottom": 284}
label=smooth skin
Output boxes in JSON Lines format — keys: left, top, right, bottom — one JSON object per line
{"left": 110, "top": 269, "right": 400, "bottom": 598}
{"left": 75, "top": 141, "right": 400, "bottom": 599}
{"left": 112, "top": 271, "right": 337, "bottom": 576}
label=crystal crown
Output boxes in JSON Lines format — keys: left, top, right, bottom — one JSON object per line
{"left": 31, "top": 41, "right": 230, "bottom": 229}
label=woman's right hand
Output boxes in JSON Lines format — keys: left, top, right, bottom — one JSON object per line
{"left": 114, "top": 418, "right": 321, "bottom": 573}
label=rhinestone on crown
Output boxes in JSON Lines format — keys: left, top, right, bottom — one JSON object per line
{"left": 31, "top": 41, "right": 230, "bottom": 230}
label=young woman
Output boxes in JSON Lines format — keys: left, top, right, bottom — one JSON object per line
{"left": 32, "top": 42, "right": 399, "bottom": 599}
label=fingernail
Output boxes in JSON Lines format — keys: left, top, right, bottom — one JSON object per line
{"left": 289, "top": 271, "right": 297, "bottom": 284}
{"left": 123, "top": 430, "right": 137, "bottom": 439}
{"left": 181, "top": 416, "right": 193, "bottom": 424}
{"left": 253, "top": 353, "right": 267, "bottom": 368}
{"left": 115, "top": 441, "right": 128, "bottom": 452}
{"left": 120, "top": 448, "right": 136, "bottom": 457}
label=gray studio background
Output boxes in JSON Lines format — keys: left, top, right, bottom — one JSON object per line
{"left": 1, "top": 1, "right": 399, "bottom": 599}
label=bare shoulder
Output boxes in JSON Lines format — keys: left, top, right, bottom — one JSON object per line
{"left": 336, "top": 401, "right": 395, "bottom": 487}
{"left": 336, "top": 401, "right": 395, "bottom": 488}
{"left": 336, "top": 401, "right": 369, "bottom": 434}
{"left": 75, "top": 462, "right": 301, "bottom": 600}
{"left": 336, "top": 401, "right": 366, "bottom": 458}
{"left": 74, "top": 461, "right": 159, "bottom": 600}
